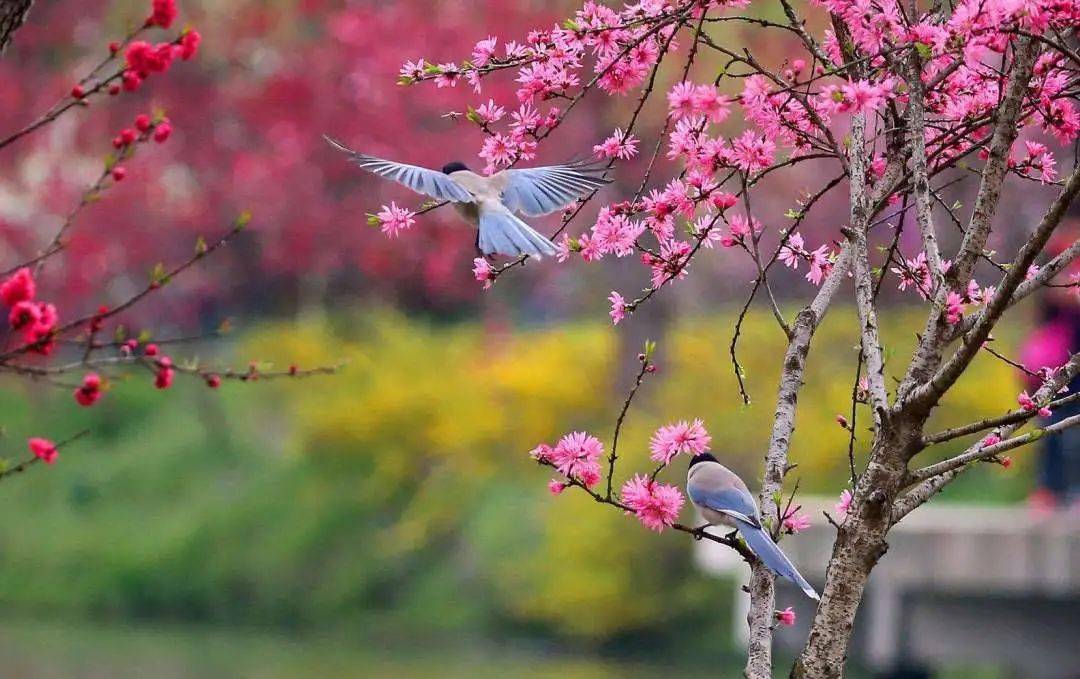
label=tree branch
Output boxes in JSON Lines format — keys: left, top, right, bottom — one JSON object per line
{"left": 898, "top": 37, "right": 1041, "bottom": 411}
{"left": 894, "top": 352, "right": 1080, "bottom": 521}
{"left": 745, "top": 244, "right": 853, "bottom": 679}
{"left": 909, "top": 162, "right": 1080, "bottom": 412}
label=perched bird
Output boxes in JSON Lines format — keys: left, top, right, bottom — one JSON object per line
{"left": 687, "top": 453, "right": 819, "bottom": 601}
{"left": 325, "top": 136, "right": 610, "bottom": 258}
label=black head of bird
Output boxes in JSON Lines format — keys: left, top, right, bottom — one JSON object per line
{"left": 441, "top": 161, "right": 470, "bottom": 174}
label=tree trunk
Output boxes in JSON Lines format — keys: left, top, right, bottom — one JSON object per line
{"left": 791, "top": 424, "right": 917, "bottom": 678}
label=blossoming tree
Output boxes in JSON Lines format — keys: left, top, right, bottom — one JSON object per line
{"left": 0, "top": 0, "right": 332, "bottom": 477}
{"left": 391, "top": 0, "right": 1080, "bottom": 675}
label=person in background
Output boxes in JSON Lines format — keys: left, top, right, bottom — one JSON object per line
{"left": 1019, "top": 245, "right": 1080, "bottom": 512}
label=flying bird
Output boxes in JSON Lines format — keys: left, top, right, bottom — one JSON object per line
{"left": 687, "top": 453, "right": 820, "bottom": 601}
{"left": 325, "top": 136, "right": 611, "bottom": 258}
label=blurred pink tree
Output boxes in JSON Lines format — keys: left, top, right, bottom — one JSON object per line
{"left": 0, "top": 0, "right": 334, "bottom": 477}
{"left": 0, "top": 0, "right": 592, "bottom": 315}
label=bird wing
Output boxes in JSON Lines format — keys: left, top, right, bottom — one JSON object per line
{"left": 324, "top": 136, "right": 475, "bottom": 203}
{"left": 686, "top": 483, "right": 761, "bottom": 527}
{"left": 494, "top": 164, "right": 611, "bottom": 217}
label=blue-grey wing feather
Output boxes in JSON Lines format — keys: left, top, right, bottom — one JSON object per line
{"left": 325, "top": 136, "right": 474, "bottom": 203}
{"left": 499, "top": 166, "right": 611, "bottom": 216}
{"left": 686, "top": 483, "right": 760, "bottom": 524}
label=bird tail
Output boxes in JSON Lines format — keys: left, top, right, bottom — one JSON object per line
{"left": 736, "top": 519, "right": 820, "bottom": 601}
{"left": 478, "top": 206, "right": 558, "bottom": 258}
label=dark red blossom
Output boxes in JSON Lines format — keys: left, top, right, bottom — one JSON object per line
{"left": 0, "top": 268, "right": 35, "bottom": 306}
{"left": 8, "top": 300, "right": 40, "bottom": 329}
{"left": 29, "top": 438, "right": 58, "bottom": 465}
{"left": 155, "top": 366, "right": 175, "bottom": 389}
{"left": 179, "top": 30, "right": 201, "bottom": 60}
{"left": 74, "top": 373, "right": 103, "bottom": 407}
{"left": 153, "top": 121, "right": 172, "bottom": 143}
{"left": 147, "top": 0, "right": 178, "bottom": 28}
{"left": 125, "top": 41, "right": 174, "bottom": 74}
{"left": 122, "top": 70, "right": 141, "bottom": 91}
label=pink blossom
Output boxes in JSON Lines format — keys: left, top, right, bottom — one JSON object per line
{"left": 980, "top": 433, "right": 1001, "bottom": 447}
{"left": 692, "top": 84, "right": 731, "bottom": 123}
{"left": 608, "top": 291, "right": 627, "bottom": 325}
{"left": 555, "top": 233, "right": 573, "bottom": 263}
{"left": 779, "top": 233, "right": 806, "bottom": 269}
{"left": 400, "top": 59, "right": 427, "bottom": 81}
{"left": 649, "top": 419, "right": 711, "bottom": 464}
{"left": 776, "top": 607, "right": 796, "bottom": 626}
{"left": 474, "top": 99, "right": 505, "bottom": 124}
{"left": 710, "top": 192, "right": 738, "bottom": 211}
{"left": 472, "top": 37, "right": 498, "bottom": 67}
{"left": 547, "top": 479, "right": 567, "bottom": 495}
{"left": 597, "top": 57, "right": 648, "bottom": 95}
{"left": 803, "top": 243, "right": 833, "bottom": 282}
{"left": 591, "top": 209, "right": 642, "bottom": 256}
{"left": 550, "top": 431, "right": 604, "bottom": 488}
{"left": 667, "top": 82, "right": 697, "bottom": 119}
{"left": 578, "top": 233, "right": 603, "bottom": 262}
{"left": 434, "top": 62, "right": 460, "bottom": 88}
{"left": 620, "top": 475, "right": 684, "bottom": 532}
{"left": 375, "top": 202, "right": 416, "bottom": 238}
{"left": 725, "top": 214, "right": 761, "bottom": 247}
{"left": 479, "top": 133, "right": 518, "bottom": 170}
{"left": 944, "top": 292, "right": 966, "bottom": 325}
{"left": 1017, "top": 390, "right": 1037, "bottom": 411}
{"left": 472, "top": 258, "right": 494, "bottom": 289}
{"left": 835, "top": 489, "right": 853, "bottom": 519}
{"left": 529, "top": 443, "right": 553, "bottom": 462}
{"left": 892, "top": 252, "right": 933, "bottom": 299}
{"left": 729, "top": 131, "right": 775, "bottom": 173}
{"left": 818, "top": 79, "right": 892, "bottom": 115}
{"left": 646, "top": 239, "right": 692, "bottom": 287}
{"left": 1023, "top": 141, "right": 1057, "bottom": 183}
{"left": 782, "top": 509, "right": 811, "bottom": 534}
{"left": 593, "top": 128, "right": 639, "bottom": 159}
{"left": 510, "top": 103, "right": 541, "bottom": 136}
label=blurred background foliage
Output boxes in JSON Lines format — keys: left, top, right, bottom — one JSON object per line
{"left": 0, "top": 307, "right": 1027, "bottom": 653}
